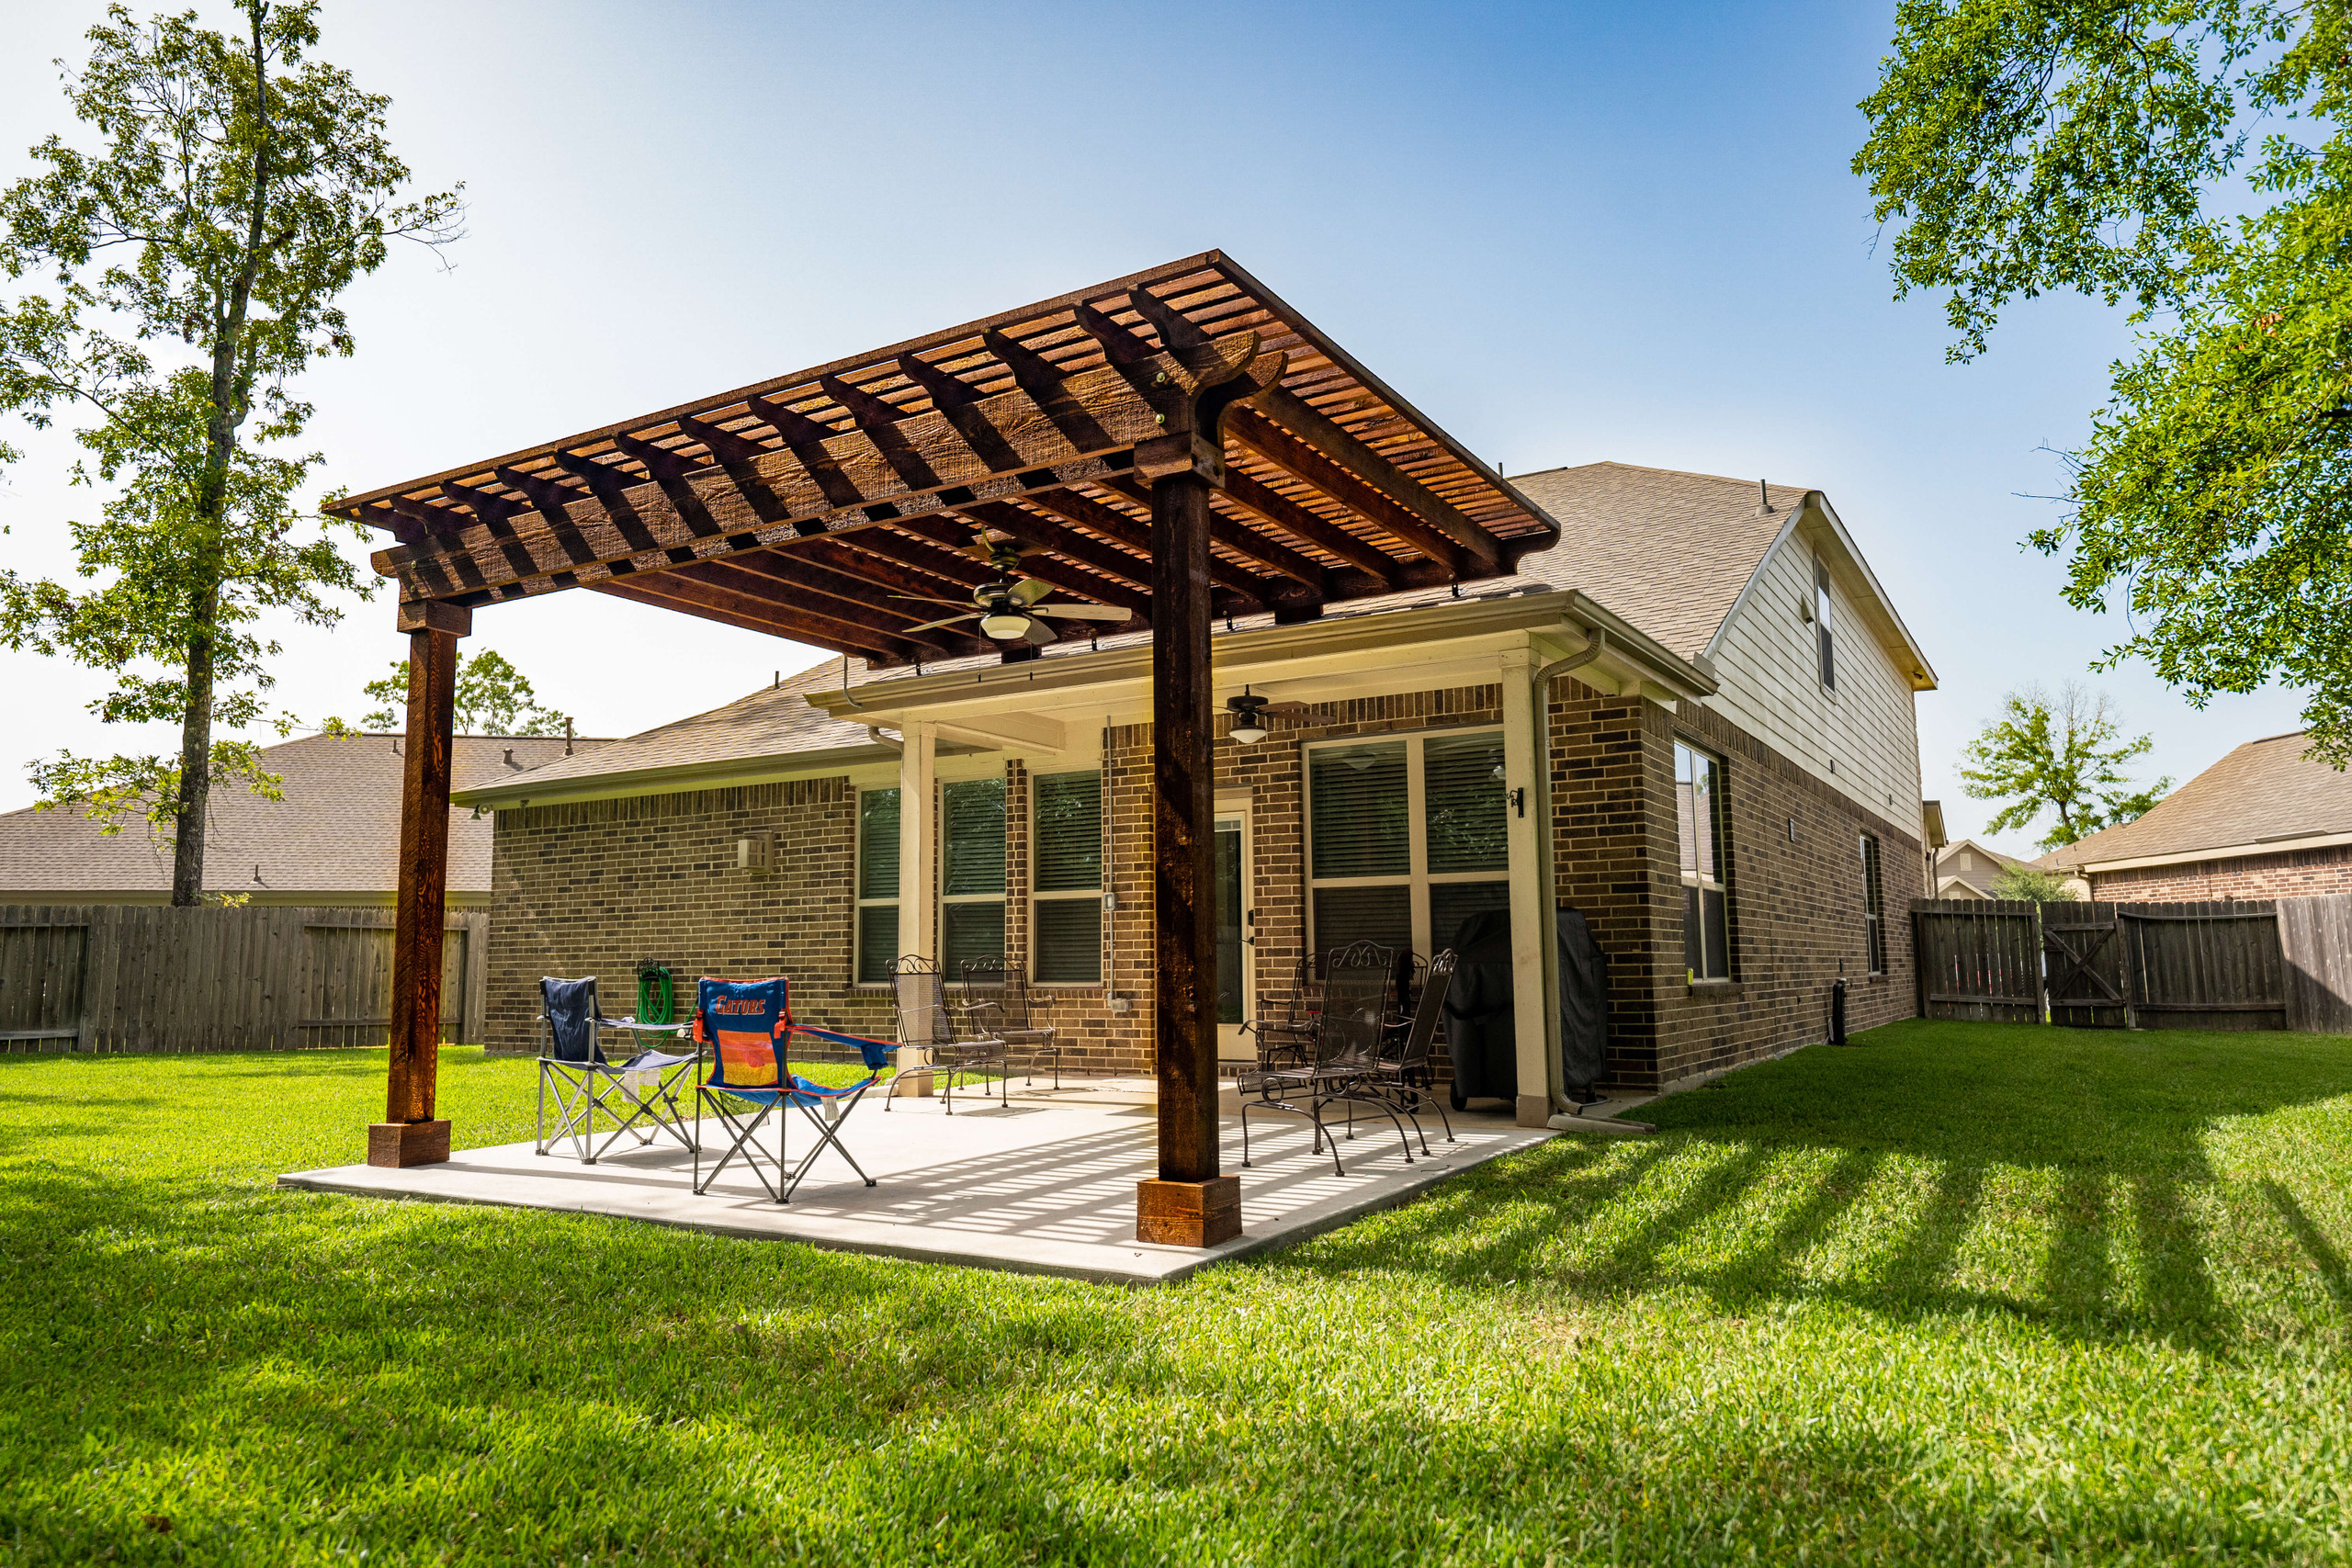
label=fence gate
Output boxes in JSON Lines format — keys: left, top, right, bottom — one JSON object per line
{"left": 2041, "top": 901, "right": 2129, "bottom": 1028}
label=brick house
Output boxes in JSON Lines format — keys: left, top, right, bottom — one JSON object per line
{"left": 458, "top": 461, "right": 1936, "bottom": 1101}
{"left": 2039, "top": 730, "right": 2352, "bottom": 900}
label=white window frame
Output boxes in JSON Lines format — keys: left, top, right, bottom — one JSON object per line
{"left": 854, "top": 784, "right": 899, "bottom": 986}
{"left": 1303, "top": 727, "right": 1510, "bottom": 957}
{"left": 1031, "top": 768, "right": 1103, "bottom": 987}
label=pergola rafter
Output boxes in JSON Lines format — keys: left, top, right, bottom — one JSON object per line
{"left": 344, "top": 253, "right": 1562, "bottom": 1248}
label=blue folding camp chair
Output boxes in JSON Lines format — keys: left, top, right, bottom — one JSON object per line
{"left": 690, "top": 976, "right": 898, "bottom": 1203}
{"left": 536, "top": 976, "right": 700, "bottom": 1163}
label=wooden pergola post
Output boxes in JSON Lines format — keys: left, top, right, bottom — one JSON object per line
{"left": 1134, "top": 371, "right": 1256, "bottom": 1247}
{"left": 369, "top": 599, "right": 469, "bottom": 1168}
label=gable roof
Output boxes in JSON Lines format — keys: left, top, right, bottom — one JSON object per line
{"left": 1944, "top": 838, "right": 2032, "bottom": 873}
{"left": 0, "top": 733, "right": 594, "bottom": 897}
{"left": 2040, "top": 731, "right": 2351, "bottom": 870}
{"left": 1507, "top": 463, "right": 1808, "bottom": 660}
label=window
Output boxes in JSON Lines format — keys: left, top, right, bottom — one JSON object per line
{"left": 1860, "top": 833, "right": 1885, "bottom": 974}
{"left": 1815, "top": 555, "right": 1836, "bottom": 692}
{"left": 1306, "top": 729, "right": 1510, "bottom": 959}
{"left": 940, "top": 777, "right": 1006, "bottom": 978}
{"left": 854, "top": 787, "right": 899, "bottom": 984}
{"left": 1033, "top": 771, "right": 1102, "bottom": 984}
{"left": 1676, "top": 741, "right": 1730, "bottom": 980}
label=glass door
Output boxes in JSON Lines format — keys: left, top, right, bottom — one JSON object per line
{"left": 1215, "top": 811, "right": 1254, "bottom": 1057}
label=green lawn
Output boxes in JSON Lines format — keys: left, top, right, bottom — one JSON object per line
{"left": 2, "top": 1021, "right": 2347, "bottom": 1565}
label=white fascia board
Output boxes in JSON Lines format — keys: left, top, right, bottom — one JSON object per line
{"left": 450, "top": 741, "right": 906, "bottom": 810}
{"left": 805, "top": 590, "right": 1714, "bottom": 730}
{"left": 2073, "top": 829, "right": 2352, "bottom": 874}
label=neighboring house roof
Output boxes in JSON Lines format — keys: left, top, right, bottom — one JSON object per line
{"left": 0, "top": 733, "right": 595, "bottom": 899}
{"left": 2040, "top": 730, "right": 2351, "bottom": 872}
{"left": 1943, "top": 839, "right": 2031, "bottom": 874}
{"left": 464, "top": 460, "right": 1931, "bottom": 804}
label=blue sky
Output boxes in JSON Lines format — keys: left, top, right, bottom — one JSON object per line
{"left": 0, "top": 0, "right": 2305, "bottom": 853}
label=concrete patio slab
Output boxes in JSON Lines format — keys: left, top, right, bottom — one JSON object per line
{"left": 278, "top": 1097, "right": 1557, "bottom": 1284}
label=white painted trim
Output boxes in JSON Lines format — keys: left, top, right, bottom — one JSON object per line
{"left": 2069, "top": 829, "right": 2352, "bottom": 875}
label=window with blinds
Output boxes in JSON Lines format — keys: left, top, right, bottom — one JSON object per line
{"left": 940, "top": 777, "right": 1006, "bottom": 979}
{"left": 854, "top": 787, "right": 899, "bottom": 985}
{"left": 1305, "top": 728, "right": 1510, "bottom": 960}
{"left": 1033, "top": 771, "right": 1102, "bottom": 984}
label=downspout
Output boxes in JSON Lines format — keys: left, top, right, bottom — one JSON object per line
{"left": 1532, "top": 625, "right": 1607, "bottom": 1119}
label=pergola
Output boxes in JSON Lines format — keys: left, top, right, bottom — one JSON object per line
{"left": 344, "top": 251, "right": 1559, "bottom": 1246}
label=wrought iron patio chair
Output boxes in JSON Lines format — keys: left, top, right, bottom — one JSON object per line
{"left": 960, "top": 955, "right": 1063, "bottom": 1089}
{"left": 534, "top": 976, "right": 698, "bottom": 1164}
{"left": 1237, "top": 949, "right": 1324, "bottom": 1073}
{"left": 1236, "top": 946, "right": 1419, "bottom": 1175}
{"left": 690, "top": 975, "right": 897, "bottom": 1202}
{"left": 1364, "top": 948, "right": 1459, "bottom": 1154}
{"left": 884, "top": 955, "right": 1011, "bottom": 1112}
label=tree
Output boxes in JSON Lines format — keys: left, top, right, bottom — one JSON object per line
{"left": 334, "top": 649, "right": 570, "bottom": 737}
{"left": 1989, "top": 863, "right": 2083, "bottom": 903}
{"left": 1853, "top": 2, "right": 2352, "bottom": 764}
{"left": 0, "top": 3, "right": 459, "bottom": 902}
{"left": 1960, "top": 682, "right": 2172, "bottom": 851}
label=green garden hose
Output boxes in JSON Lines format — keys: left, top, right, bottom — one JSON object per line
{"left": 635, "top": 962, "right": 675, "bottom": 1026}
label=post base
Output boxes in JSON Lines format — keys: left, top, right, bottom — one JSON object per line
{"left": 1136, "top": 1176, "right": 1241, "bottom": 1247}
{"left": 1517, "top": 1095, "right": 1552, "bottom": 1129}
{"left": 368, "top": 1120, "right": 450, "bottom": 1168}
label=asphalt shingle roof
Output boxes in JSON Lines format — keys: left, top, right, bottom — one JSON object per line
{"left": 0, "top": 733, "right": 594, "bottom": 897}
{"left": 2041, "top": 731, "right": 2352, "bottom": 868}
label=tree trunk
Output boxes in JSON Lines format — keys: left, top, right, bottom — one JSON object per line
{"left": 167, "top": 581, "right": 218, "bottom": 906}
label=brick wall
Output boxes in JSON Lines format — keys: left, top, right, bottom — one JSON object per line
{"left": 2091, "top": 842, "right": 2352, "bottom": 902}
{"left": 1546, "top": 675, "right": 1922, "bottom": 1091}
{"left": 484, "top": 778, "right": 892, "bottom": 1055}
{"left": 486, "top": 677, "right": 1920, "bottom": 1091}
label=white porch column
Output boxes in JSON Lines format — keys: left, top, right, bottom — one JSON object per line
{"left": 1499, "top": 649, "right": 1554, "bottom": 1127}
{"left": 898, "top": 719, "right": 938, "bottom": 964}
{"left": 896, "top": 720, "right": 938, "bottom": 1087}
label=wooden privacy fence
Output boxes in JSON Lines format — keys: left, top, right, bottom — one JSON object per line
{"left": 1912, "top": 894, "right": 2352, "bottom": 1032}
{"left": 0, "top": 905, "right": 487, "bottom": 1054}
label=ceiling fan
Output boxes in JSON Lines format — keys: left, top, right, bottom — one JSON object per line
{"left": 893, "top": 535, "right": 1128, "bottom": 647}
{"left": 1226, "top": 685, "right": 1312, "bottom": 745}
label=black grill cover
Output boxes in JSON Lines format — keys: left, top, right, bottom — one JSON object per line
{"left": 1555, "top": 906, "right": 1611, "bottom": 1099}
{"left": 1442, "top": 910, "right": 1517, "bottom": 1103}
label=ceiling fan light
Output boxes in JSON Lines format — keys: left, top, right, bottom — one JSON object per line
{"left": 1229, "top": 718, "right": 1267, "bottom": 745}
{"left": 979, "top": 611, "right": 1031, "bottom": 640}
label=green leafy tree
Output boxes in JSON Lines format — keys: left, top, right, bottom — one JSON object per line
{"left": 1961, "top": 682, "right": 2172, "bottom": 850}
{"left": 1854, "top": 1, "right": 2352, "bottom": 763}
{"left": 0, "top": 3, "right": 459, "bottom": 901}
{"left": 1990, "top": 863, "right": 2084, "bottom": 903}
{"left": 333, "top": 649, "right": 570, "bottom": 737}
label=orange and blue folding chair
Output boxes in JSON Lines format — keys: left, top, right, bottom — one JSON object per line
{"left": 690, "top": 976, "right": 897, "bottom": 1203}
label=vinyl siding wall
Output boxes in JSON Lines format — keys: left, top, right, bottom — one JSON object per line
{"left": 1701, "top": 533, "right": 1923, "bottom": 831}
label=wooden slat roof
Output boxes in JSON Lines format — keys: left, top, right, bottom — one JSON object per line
{"left": 334, "top": 252, "right": 1560, "bottom": 667}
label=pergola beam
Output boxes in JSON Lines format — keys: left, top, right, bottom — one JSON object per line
{"left": 371, "top": 334, "right": 1272, "bottom": 607}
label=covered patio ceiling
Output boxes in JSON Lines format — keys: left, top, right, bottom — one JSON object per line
{"left": 333, "top": 252, "right": 1561, "bottom": 666}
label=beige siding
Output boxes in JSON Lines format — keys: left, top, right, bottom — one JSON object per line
{"left": 1698, "top": 536, "right": 1922, "bottom": 829}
